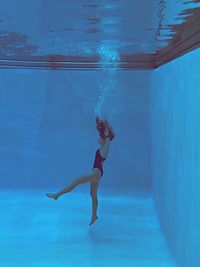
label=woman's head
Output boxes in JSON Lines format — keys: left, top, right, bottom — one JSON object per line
{"left": 96, "top": 116, "right": 115, "bottom": 142}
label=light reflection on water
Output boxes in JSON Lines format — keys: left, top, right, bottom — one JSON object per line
{"left": 155, "top": 0, "right": 200, "bottom": 45}
{"left": 0, "top": 0, "right": 199, "bottom": 60}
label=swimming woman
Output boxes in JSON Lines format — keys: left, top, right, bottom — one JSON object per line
{"left": 46, "top": 117, "right": 115, "bottom": 225}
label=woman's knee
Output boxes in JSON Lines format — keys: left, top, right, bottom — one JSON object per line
{"left": 90, "top": 180, "right": 100, "bottom": 197}
{"left": 90, "top": 190, "right": 97, "bottom": 197}
{"left": 90, "top": 193, "right": 98, "bottom": 200}
{"left": 71, "top": 180, "right": 77, "bottom": 187}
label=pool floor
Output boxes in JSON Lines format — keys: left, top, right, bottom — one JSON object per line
{"left": 0, "top": 189, "right": 176, "bottom": 267}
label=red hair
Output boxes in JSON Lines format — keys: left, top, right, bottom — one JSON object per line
{"left": 96, "top": 117, "right": 115, "bottom": 141}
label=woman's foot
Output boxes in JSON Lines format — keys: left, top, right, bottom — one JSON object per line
{"left": 46, "top": 193, "right": 59, "bottom": 200}
{"left": 89, "top": 215, "right": 98, "bottom": 226}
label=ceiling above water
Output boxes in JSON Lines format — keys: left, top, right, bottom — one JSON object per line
{"left": 0, "top": 0, "right": 200, "bottom": 68}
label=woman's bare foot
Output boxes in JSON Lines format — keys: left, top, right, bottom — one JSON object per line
{"left": 89, "top": 215, "right": 98, "bottom": 225}
{"left": 46, "top": 193, "right": 59, "bottom": 200}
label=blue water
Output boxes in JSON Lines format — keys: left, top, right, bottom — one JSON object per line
{"left": 1, "top": 1, "right": 200, "bottom": 266}
{"left": 0, "top": 68, "right": 177, "bottom": 266}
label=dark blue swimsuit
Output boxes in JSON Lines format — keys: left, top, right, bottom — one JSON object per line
{"left": 93, "top": 149, "right": 107, "bottom": 177}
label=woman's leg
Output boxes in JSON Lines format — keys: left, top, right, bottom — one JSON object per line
{"left": 46, "top": 173, "right": 97, "bottom": 200}
{"left": 89, "top": 179, "right": 100, "bottom": 225}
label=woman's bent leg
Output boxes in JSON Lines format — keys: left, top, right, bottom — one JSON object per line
{"left": 46, "top": 173, "right": 96, "bottom": 200}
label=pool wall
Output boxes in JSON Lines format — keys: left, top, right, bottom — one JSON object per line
{"left": 150, "top": 48, "right": 200, "bottom": 267}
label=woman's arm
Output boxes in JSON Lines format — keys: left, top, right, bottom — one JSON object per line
{"left": 100, "top": 138, "right": 110, "bottom": 158}
{"left": 100, "top": 127, "right": 110, "bottom": 157}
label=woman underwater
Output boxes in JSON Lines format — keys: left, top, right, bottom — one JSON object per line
{"left": 46, "top": 117, "right": 115, "bottom": 225}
